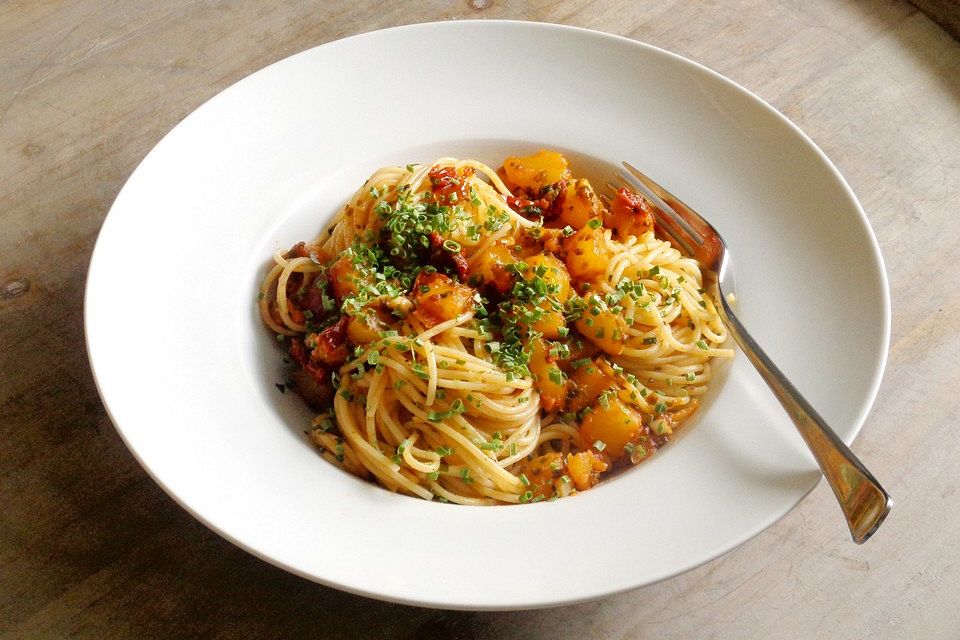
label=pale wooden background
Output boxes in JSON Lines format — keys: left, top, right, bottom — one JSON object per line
{"left": 2, "top": 1, "right": 959, "bottom": 638}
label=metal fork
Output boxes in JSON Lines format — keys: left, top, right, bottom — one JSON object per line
{"left": 612, "top": 162, "right": 892, "bottom": 544}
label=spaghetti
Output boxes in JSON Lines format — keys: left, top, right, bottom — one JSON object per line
{"left": 258, "top": 150, "right": 732, "bottom": 504}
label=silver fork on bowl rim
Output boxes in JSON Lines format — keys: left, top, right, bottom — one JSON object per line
{"left": 608, "top": 162, "right": 892, "bottom": 544}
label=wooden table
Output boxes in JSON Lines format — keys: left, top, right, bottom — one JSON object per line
{"left": 2, "top": 2, "right": 958, "bottom": 638}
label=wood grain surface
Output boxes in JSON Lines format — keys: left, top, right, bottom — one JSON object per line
{"left": 909, "top": 0, "right": 960, "bottom": 40}
{"left": 2, "top": 1, "right": 959, "bottom": 638}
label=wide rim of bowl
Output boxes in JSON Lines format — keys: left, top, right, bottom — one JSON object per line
{"left": 85, "top": 20, "right": 890, "bottom": 610}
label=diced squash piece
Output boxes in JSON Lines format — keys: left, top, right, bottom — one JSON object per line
{"left": 328, "top": 255, "right": 365, "bottom": 303}
{"left": 346, "top": 310, "right": 386, "bottom": 345}
{"left": 562, "top": 225, "right": 611, "bottom": 282}
{"left": 520, "top": 452, "right": 566, "bottom": 498}
{"left": 522, "top": 253, "right": 572, "bottom": 302}
{"left": 579, "top": 396, "right": 644, "bottom": 459}
{"left": 565, "top": 450, "right": 609, "bottom": 491}
{"left": 530, "top": 340, "right": 568, "bottom": 412}
{"left": 468, "top": 242, "right": 515, "bottom": 293}
{"left": 605, "top": 188, "right": 655, "bottom": 239}
{"left": 575, "top": 296, "right": 629, "bottom": 355}
{"left": 502, "top": 150, "right": 571, "bottom": 191}
{"left": 558, "top": 179, "right": 603, "bottom": 230}
{"left": 513, "top": 253, "right": 572, "bottom": 339}
{"left": 530, "top": 308, "right": 566, "bottom": 339}
{"left": 511, "top": 302, "right": 567, "bottom": 339}
{"left": 568, "top": 358, "right": 617, "bottom": 411}
{"left": 538, "top": 226, "right": 566, "bottom": 255}
{"left": 412, "top": 272, "right": 476, "bottom": 328}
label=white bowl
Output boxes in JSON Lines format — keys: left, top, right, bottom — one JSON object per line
{"left": 85, "top": 21, "right": 889, "bottom": 610}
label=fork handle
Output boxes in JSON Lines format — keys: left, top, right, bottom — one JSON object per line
{"left": 717, "top": 293, "right": 892, "bottom": 543}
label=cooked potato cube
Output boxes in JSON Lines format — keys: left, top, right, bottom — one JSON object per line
{"left": 558, "top": 179, "right": 603, "bottom": 230}
{"left": 522, "top": 253, "right": 572, "bottom": 302}
{"left": 530, "top": 308, "right": 566, "bottom": 339}
{"left": 562, "top": 225, "right": 611, "bottom": 282}
{"left": 565, "top": 450, "right": 609, "bottom": 491}
{"left": 579, "top": 395, "right": 644, "bottom": 459}
{"left": 530, "top": 339, "right": 568, "bottom": 412}
{"left": 502, "top": 150, "right": 571, "bottom": 191}
{"left": 412, "top": 272, "right": 476, "bottom": 328}
{"left": 511, "top": 253, "right": 572, "bottom": 339}
{"left": 520, "top": 452, "right": 566, "bottom": 497}
{"left": 468, "top": 242, "right": 515, "bottom": 293}
{"left": 346, "top": 310, "right": 386, "bottom": 345}
{"left": 328, "top": 255, "right": 365, "bottom": 303}
{"left": 575, "top": 298, "right": 629, "bottom": 356}
{"left": 568, "top": 358, "right": 617, "bottom": 411}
